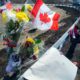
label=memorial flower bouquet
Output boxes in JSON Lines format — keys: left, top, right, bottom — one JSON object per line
{"left": 21, "top": 37, "right": 41, "bottom": 58}
{"left": 1, "top": 5, "right": 30, "bottom": 41}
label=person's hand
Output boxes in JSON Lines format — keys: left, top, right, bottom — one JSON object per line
{"left": 72, "top": 61, "right": 78, "bottom": 66}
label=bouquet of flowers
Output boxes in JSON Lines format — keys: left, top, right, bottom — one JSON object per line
{"left": 0, "top": 3, "right": 31, "bottom": 55}
{"left": 1, "top": 4, "right": 30, "bottom": 41}
{"left": 20, "top": 37, "right": 41, "bottom": 59}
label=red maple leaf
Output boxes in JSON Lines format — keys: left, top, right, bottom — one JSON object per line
{"left": 39, "top": 13, "right": 51, "bottom": 23}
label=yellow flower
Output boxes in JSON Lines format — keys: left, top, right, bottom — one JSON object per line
{"left": 26, "top": 4, "right": 33, "bottom": 11}
{"left": 16, "top": 12, "right": 29, "bottom": 22}
{"left": 2, "top": 12, "right": 7, "bottom": 23}
{"left": 33, "top": 45, "right": 39, "bottom": 57}
{"left": 26, "top": 37, "right": 35, "bottom": 44}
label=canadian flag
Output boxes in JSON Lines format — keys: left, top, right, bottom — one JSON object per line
{"left": 31, "top": 0, "right": 60, "bottom": 31}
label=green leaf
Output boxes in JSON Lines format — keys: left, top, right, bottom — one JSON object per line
{"left": 21, "top": 5, "right": 25, "bottom": 11}
{"left": 35, "top": 39, "right": 42, "bottom": 44}
{"left": 6, "top": 19, "right": 15, "bottom": 33}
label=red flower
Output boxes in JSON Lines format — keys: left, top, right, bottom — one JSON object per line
{"left": 6, "top": 2, "right": 13, "bottom": 10}
{"left": 0, "top": 9, "right": 3, "bottom": 14}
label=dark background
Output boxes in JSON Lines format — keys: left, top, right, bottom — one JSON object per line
{"left": 10, "top": 0, "right": 72, "bottom": 4}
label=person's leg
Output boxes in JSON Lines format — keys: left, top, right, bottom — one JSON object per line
{"left": 65, "top": 41, "right": 77, "bottom": 60}
{"left": 77, "top": 37, "right": 80, "bottom": 43}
